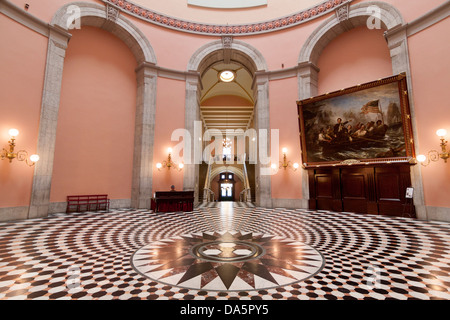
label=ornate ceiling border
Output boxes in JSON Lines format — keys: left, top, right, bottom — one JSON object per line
{"left": 103, "top": 0, "right": 353, "bottom": 36}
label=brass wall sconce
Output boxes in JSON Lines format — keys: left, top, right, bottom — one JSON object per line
{"left": 1, "top": 128, "right": 39, "bottom": 167}
{"left": 271, "top": 148, "right": 299, "bottom": 172}
{"left": 417, "top": 129, "right": 449, "bottom": 167}
{"left": 156, "top": 148, "right": 184, "bottom": 171}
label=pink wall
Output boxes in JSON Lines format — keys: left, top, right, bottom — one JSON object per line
{"left": 317, "top": 26, "right": 393, "bottom": 95}
{"left": 408, "top": 17, "right": 450, "bottom": 208}
{"left": 269, "top": 77, "right": 303, "bottom": 199}
{"left": 151, "top": 77, "right": 186, "bottom": 194}
{"left": 50, "top": 26, "right": 137, "bottom": 202}
{"left": 0, "top": 16, "right": 47, "bottom": 208}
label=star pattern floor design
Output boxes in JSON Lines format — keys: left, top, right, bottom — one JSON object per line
{"left": 132, "top": 231, "right": 324, "bottom": 291}
{"left": 0, "top": 204, "right": 450, "bottom": 300}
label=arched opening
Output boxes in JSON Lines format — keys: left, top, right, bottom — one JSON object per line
{"left": 185, "top": 39, "right": 267, "bottom": 206}
{"left": 297, "top": 1, "right": 426, "bottom": 219}
{"left": 29, "top": 2, "right": 157, "bottom": 217}
{"left": 49, "top": 26, "right": 137, "bottom": 209}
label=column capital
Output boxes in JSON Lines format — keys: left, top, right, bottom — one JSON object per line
{"left": 297, "top": 61, "right": 320, "bottom": 75}
{"left": 48, "top": 24, "right": 72, "bottom": 51}
{"left": 135, "top": 61, "right": 158, "bottom": 79}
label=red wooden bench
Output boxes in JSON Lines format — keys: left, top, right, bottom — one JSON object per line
{"left": 66, "top": 194, "right": 110, "bottom": 213}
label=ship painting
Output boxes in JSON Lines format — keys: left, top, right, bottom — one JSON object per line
{"left": 300, "top": 81, "right": 407, "bottom": 163}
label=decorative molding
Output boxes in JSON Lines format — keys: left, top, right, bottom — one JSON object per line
{"left": 385, "top": 0, "right": 450, "bottom": 39}
{"left": 106, "top": 3, "right": 120, "bottom": 22}
{"left": 0, "top": 0, "right": 69, "bottom": 38}
{"left": 222, "top": 36, "right": 233, "bottom": 48}
{"left": 103, "top": 0, "right": 353, "bottom": 36}
{"left": 335, "top": 3, "right": 349, "bottom": 22}
{"left": 340, "top": 159, "right": 361, "bottom": 165}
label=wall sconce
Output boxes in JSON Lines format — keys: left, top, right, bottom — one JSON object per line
{"left": 156, "top": 148, "right": 183, "bottom": 171}
{"left": 1, "top": 129, "right": 39, "bottom": 167}
{"left": 417, "top": 129, "right": 449, "bottom": 167}
{"left": 277, "top": 148, "right": 299, "bottom": 171}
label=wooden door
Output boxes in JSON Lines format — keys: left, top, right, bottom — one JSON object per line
{"left": 308, "top": 164, "right": 414, "bottom": 217}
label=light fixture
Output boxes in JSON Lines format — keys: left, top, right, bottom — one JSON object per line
{"left": 1, "top": 128, "right": 39, "bottom": 167}
{"left": 156, "top": 147, "right": 183, "bottom": 171}
{"left": 223, "top": 138, "right": 232, "bottom": 149}
{"left": 279, "top": 147, "right": 299, "bottom": 171}
{"left": 219, "top": 70, "right": 235, "bottom": 83}
{"left": 417, "top": 129, "right": 449, "bottom": 166}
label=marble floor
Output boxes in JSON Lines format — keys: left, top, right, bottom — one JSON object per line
{"left": 0, "top": 202, "right": 449, "bottom": 300}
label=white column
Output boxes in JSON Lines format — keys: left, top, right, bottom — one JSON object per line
{"left": 28, "top": 26, "right": 71, "bottom": 219}
{"left": 183, "top": 73, "right": 202, "bottom": 205}
{"left": 385, "top": 27, "right": 427, "bottom": 220}
{"left": 297, "top": 62, "right": 320, "bottom": 205}
{"left": 132, "top": 62, "right": 158, "bottom": 209}
{"left": 253, "top": 73, "right": 272, "bottom": 208}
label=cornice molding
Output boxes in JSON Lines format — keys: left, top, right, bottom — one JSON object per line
{"left": 385, "top": 0, "right": 450, "bottom": 39}
{"left": 102, "top": 0, "right": 353, "bottom": 36}
{"left": 1, "top": 0, "right": 448, "bottom": 81}
{"left": 136, "top": 61, "right": 202, "bottom": 82}
{"left": 0, "top": 0, "right": 49, "bottom": 37}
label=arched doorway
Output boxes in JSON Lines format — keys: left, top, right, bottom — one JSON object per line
{"left": 218, "top": 172, "right": 235, "bottom": 202}
{"left": 185, "top": 38, "right": 268, "bottom": 206}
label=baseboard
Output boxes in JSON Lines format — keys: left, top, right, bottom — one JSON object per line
{"left": 0, "top": 206, "right": 29, "bottom": 222}
{"left": 110, "top": 199, "right": 132, "bottom": 209}
{"left": 271, "top": 198, "right": 308, "bottom": 209}
{"left": 48, "top": 202, "right": 67, "bottom": 214}
{"left": 426, "top": 206, "right": 450, "bottom": 223}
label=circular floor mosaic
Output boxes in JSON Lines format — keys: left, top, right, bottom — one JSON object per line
{"left": 131, "top": 230, "right": 324, "bottom": 291}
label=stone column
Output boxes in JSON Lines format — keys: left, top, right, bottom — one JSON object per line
{"left": 28, "top": 26, "right": 71, "bottom": 219}
{"left": 131, "top": 62, "right": 158, "bottom": 209}
{"left": 297, "top": 62, "right": 319, "bottom": 99}
{"left": 253, "top": 73, "right": 272, "bottom": 208}
{"left": 385, "top": 27, "right": 427, "bottom": 221}
{"left": 297, "top": 62, "right": 320, "bottom": 205}
{"left": 183, "top": 73, "right": 202, "bottom": 205}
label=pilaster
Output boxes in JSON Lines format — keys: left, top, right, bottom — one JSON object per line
{"left": 131, "top": 62, "right": 158, "bottom": 209}
{"left": 28, "top": 27, "right": 71, "bottom": 219}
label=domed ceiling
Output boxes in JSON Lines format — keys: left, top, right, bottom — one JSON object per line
{"left": 104, "top": 0, "right": 352, "bottom": 36}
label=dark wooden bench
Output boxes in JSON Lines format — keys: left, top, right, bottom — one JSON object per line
{"left": 152, "top": 191, "right": 194, "bottom": 213}
{"left": 66, "top": 194, "right": 110, "bottom": 213}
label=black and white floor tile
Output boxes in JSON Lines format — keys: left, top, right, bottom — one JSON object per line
{"left": 0, "top": 203, "right": 449, "bottom": 300}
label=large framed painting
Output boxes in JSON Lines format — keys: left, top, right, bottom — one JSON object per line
{"left": 297, "top": 73, "right": 415, "bottom": 168}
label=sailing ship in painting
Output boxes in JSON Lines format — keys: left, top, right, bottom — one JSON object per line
{"left": 302, "top": 82, "right": 407, "bottom": 163}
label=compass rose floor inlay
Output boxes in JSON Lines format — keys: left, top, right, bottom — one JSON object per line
{"left": 131, "top": 231, "right": 324, "bottom": 291}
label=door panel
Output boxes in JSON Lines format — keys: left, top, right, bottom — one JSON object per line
{"left": 308, "top": 165, "right": 414, "bottom": 217}
{"left": 375, "top": 167, "right": 405, "bottom": 216}
{"left": 341, "top": 169, "right": 367, "bottom": 214}
{"left": 315, "top": 174, "right": 333, "bottom": 210}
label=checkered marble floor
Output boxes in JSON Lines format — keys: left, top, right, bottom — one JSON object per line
{"left": 0, "top": 203, "right": 449, "bottom": 300}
